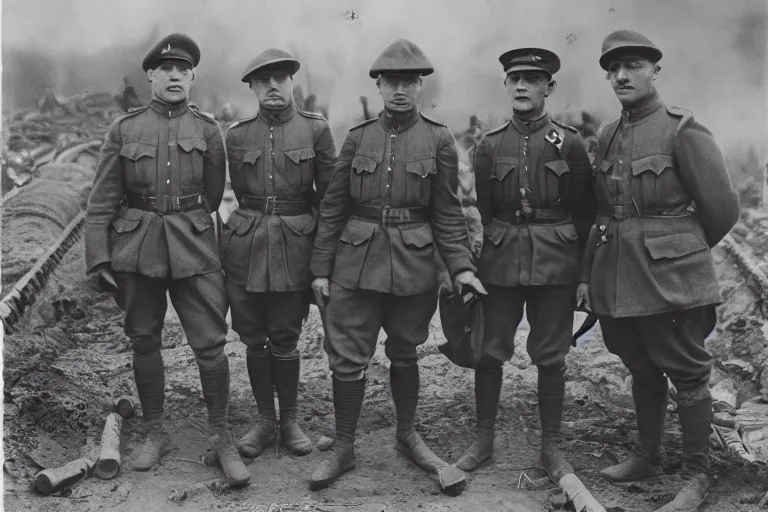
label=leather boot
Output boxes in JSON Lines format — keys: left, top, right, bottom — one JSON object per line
{"left": 197, "top": 351, "right": 250, "bottom": 487}
{"left": 310, "top": 377, "right": 366, "bottom": 491}
{"left": 272, "top": 353, "right": 313, "bottom": 455}
{"left": 537, "top": 364, "right": 574, "bottom": 482}
{"left": 238, "top": 350, "right": 277, "bottom": 458}
{"left": 456, "top": 366, "right": 502, "bottom": 471}
{"left": 132, "top": 350, "right": 173, "bottom": 471}
{"left": 655, "top": 391, "right": 712, "bottom": 512}
{"left": 601, "top": 374, "right": 667, "bottom": 482}
{"left": 390, "top": 365, "right": 467, "bottom": 495}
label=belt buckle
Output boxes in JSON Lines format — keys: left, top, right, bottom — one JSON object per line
{"left": 380, "top": 205, "right": 391, "bottom": 225}
{"left": 173, "top": 196, "right": 181, "bottom": 212}
{"left": 265, "top": 196, "right": 277, "bottom": 215}
{"left": 613, "top": 205, "right": 624, "bottom": 220}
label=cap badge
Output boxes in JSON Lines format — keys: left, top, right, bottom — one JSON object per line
{"left": 529, "top": 54, "right": 542, "bottom": 62}
{"left": 161, "top": 44, "right": 172, "bottom": 54}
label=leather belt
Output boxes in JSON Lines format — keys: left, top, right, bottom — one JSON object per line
{"left": 351, "top": 203, "right": 430, "bottom": 225}
{"left": 495, "top": 208, "right": 570, "bottom": 224}
{"left": 598, "top": 205, "right": 693, "bottom": 220}
{"left": 126, "top": 193, "right": 202, "bottom": 213}
{"left": 240, "top": 195, "right": 311, "bottom": 216}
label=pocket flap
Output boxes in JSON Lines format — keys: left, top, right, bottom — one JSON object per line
{"left": 555, "top": 223, "right": 579, "bottom": 243}
{"left": 243, "top": 149, "right": 262, "bottom": 165}
{"left": 284, "top": 147, "right": 316, "bottom": 164}
{"left": 597, "top": 160, "right": 613, "bottom": 173}
{"left": 177, "top": 138, "right": 208, "bottom": 153}
{"left": 492, "top": 156, "right": 518, "bottom": 181}
{"left": 111, "top": 209, "right": 144, "bottom": 233}
{"left": 226, "top": 209, "right": 258, "bottom": 236}
{"left": 632, "top": 154, "right": 674, "bottom": 176}
{"left": 405, "top": 159, "right": 437, "bottom": 179}
{"left": 544, "top": 159, "right": 571, "bottom": 177}
{"left": 399, "top": 224, "right": 434, "bottom": 248}
{"left": 644, "top": 232, "right": 707, "bottom": 260}
{"left": 119, "top": 143, "right": 155, "bottom": 161}
{"left": 189, "top": 211, "right": 214, "bottom": 233}
{"left": 281, "top": 213, "right": 318, "bottom": 235}
{"left": 339, "top": 220, "right": 376, "bottom": 246}
{"left": 484, "top": 220, "right": 507, "bottom": 247}
{"left": 351, "top": 155, "right": 380, "bottom": 175}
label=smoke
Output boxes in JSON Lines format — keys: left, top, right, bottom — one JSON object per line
{"left": 3, "top": 0, "right": 766, "bottom": 156}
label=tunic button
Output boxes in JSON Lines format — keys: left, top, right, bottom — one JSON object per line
{"left": 166, "top": 179, "right": 170, "bottom": 184}
{"left": 386, "top": 184, "right": 390, "bottom": 188}
{"left": 167, "top": 162, "right": 170, "bottom": 167}
{"left": 525, "top": 136, "right": 529, "bottom": 140}
{"left": 269, "top": 175, "right": 273, "bottom": 179}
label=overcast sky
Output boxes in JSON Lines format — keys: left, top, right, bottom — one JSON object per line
{"left": 3, "top": 0, "right": 766, "bottom": 153}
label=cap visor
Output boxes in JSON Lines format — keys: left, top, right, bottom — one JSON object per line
{"left": 156, "top": 56, "right": 194, "bottom": 66}
{"left": 506, "top": 64, "right": 550, "bottom": 74}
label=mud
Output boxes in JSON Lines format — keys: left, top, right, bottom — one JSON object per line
{"left": 3, "top": 223, "right": 768, "bottom": 511}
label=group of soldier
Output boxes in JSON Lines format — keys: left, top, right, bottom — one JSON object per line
{"left": 85, "top": 27, "right": 740, "bottom": 512}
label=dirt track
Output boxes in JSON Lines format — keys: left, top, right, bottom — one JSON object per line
{"left": 3, "top": 230, "right": 768, "bottom": 512}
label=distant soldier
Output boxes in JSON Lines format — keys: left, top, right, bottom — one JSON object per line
{"left": 222, "top": 49, "right": 336, "bottom": 459}
{"left": 580, "top": 30, "right": 739, "bottom": 511}
{"left": 120, "top": 76, "right": 142, "bottom": 112}
{"left": 84, "top": 33, "right": 250, "bottom": 487}
{"left": 460, "top": 48, "right": 595, "bottom": 481}
{"left": 309, "top": 39, "right": 485, "bottom": 491}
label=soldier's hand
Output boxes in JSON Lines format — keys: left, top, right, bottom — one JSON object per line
{"left": 438, "top": 270, "right": 454, "bottom": 294}
{"left": 93, "top": 263, "right": 118, "bottom": 293}
{"left": 454, "top": 271, "right": 487, "bottom": 296}
{"left": 311, "top": 277, "right": 330, "bottom": 307}
{"left": 576, "top": 282, "right": 591, "bottom": 312}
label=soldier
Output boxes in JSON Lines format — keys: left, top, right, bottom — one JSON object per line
{"left": 309, "top": 39, "right": 486, "bottom": 490}
{"left": 85, "top": 33, "right": 250, "bottom": 487}
{"left": 578, "top": 30, "right": 739, "bottom": 511}
{"left": 222, "top": 49, "right": 336, "bottom": 459}
{"left": 120, "top": 76, "right": 142, "bottom": 112}
{"left": 460, "top": 48, "right": 595, "bottom": 481}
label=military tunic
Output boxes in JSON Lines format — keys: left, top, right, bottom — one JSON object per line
{"left": 583, "top": 92, "right": 739, "bottom": 395}
{"left": 472, "top": 114, "right": 595, "bottom": 365}
{"left": 222, "top": 104, "right": 336, "bottom": 355}
{"left": 312, "top": 108, "right": 475, "bottom": 380}
{"left": 582, "top": 93, "right": 740, "bottom": 318}
{"left": 85, "top": 98, "right": 228, "bottom": 354}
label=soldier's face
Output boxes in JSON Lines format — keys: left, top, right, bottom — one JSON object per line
{"left": 504, "top": 71, "right": 553, "bottom": 117}
{"left": 606, "top": 56, "right": 658, "bottom": 107}
{"left": 147, "top": 60, "right": 194, "bottom": 103}
{"left": 249, "top": 71, "right": 293, "bottom": 109}
{"left": 378, "top": 74, "right": 422, "bottom": 112}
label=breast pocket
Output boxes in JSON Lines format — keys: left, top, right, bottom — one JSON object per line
{"left": 404, "top": 158, "right": 437, "bottom": 205}
{"left": 120, "top": 143, "right": 156, "bottom": 186}
{"left": 350, "top": 153, "right": 382, "bottom": 202}
{"left": 178, "top": 138, "right": 207, "bottom": 183}
{"left": 543, "top": 159, "right": 571, "bottom": 204}
{"left": 491, "top": 156, "right": 517, "bottom": 182}
{"left": 630, "top": 154, "right": 685, "bottom": 210}
{"left": 284, "top": 147, "right": 315, "bottom": 191}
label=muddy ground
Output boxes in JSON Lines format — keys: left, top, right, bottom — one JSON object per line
{"left": 3, "top": 231, "right": 768, "bottom": 512}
